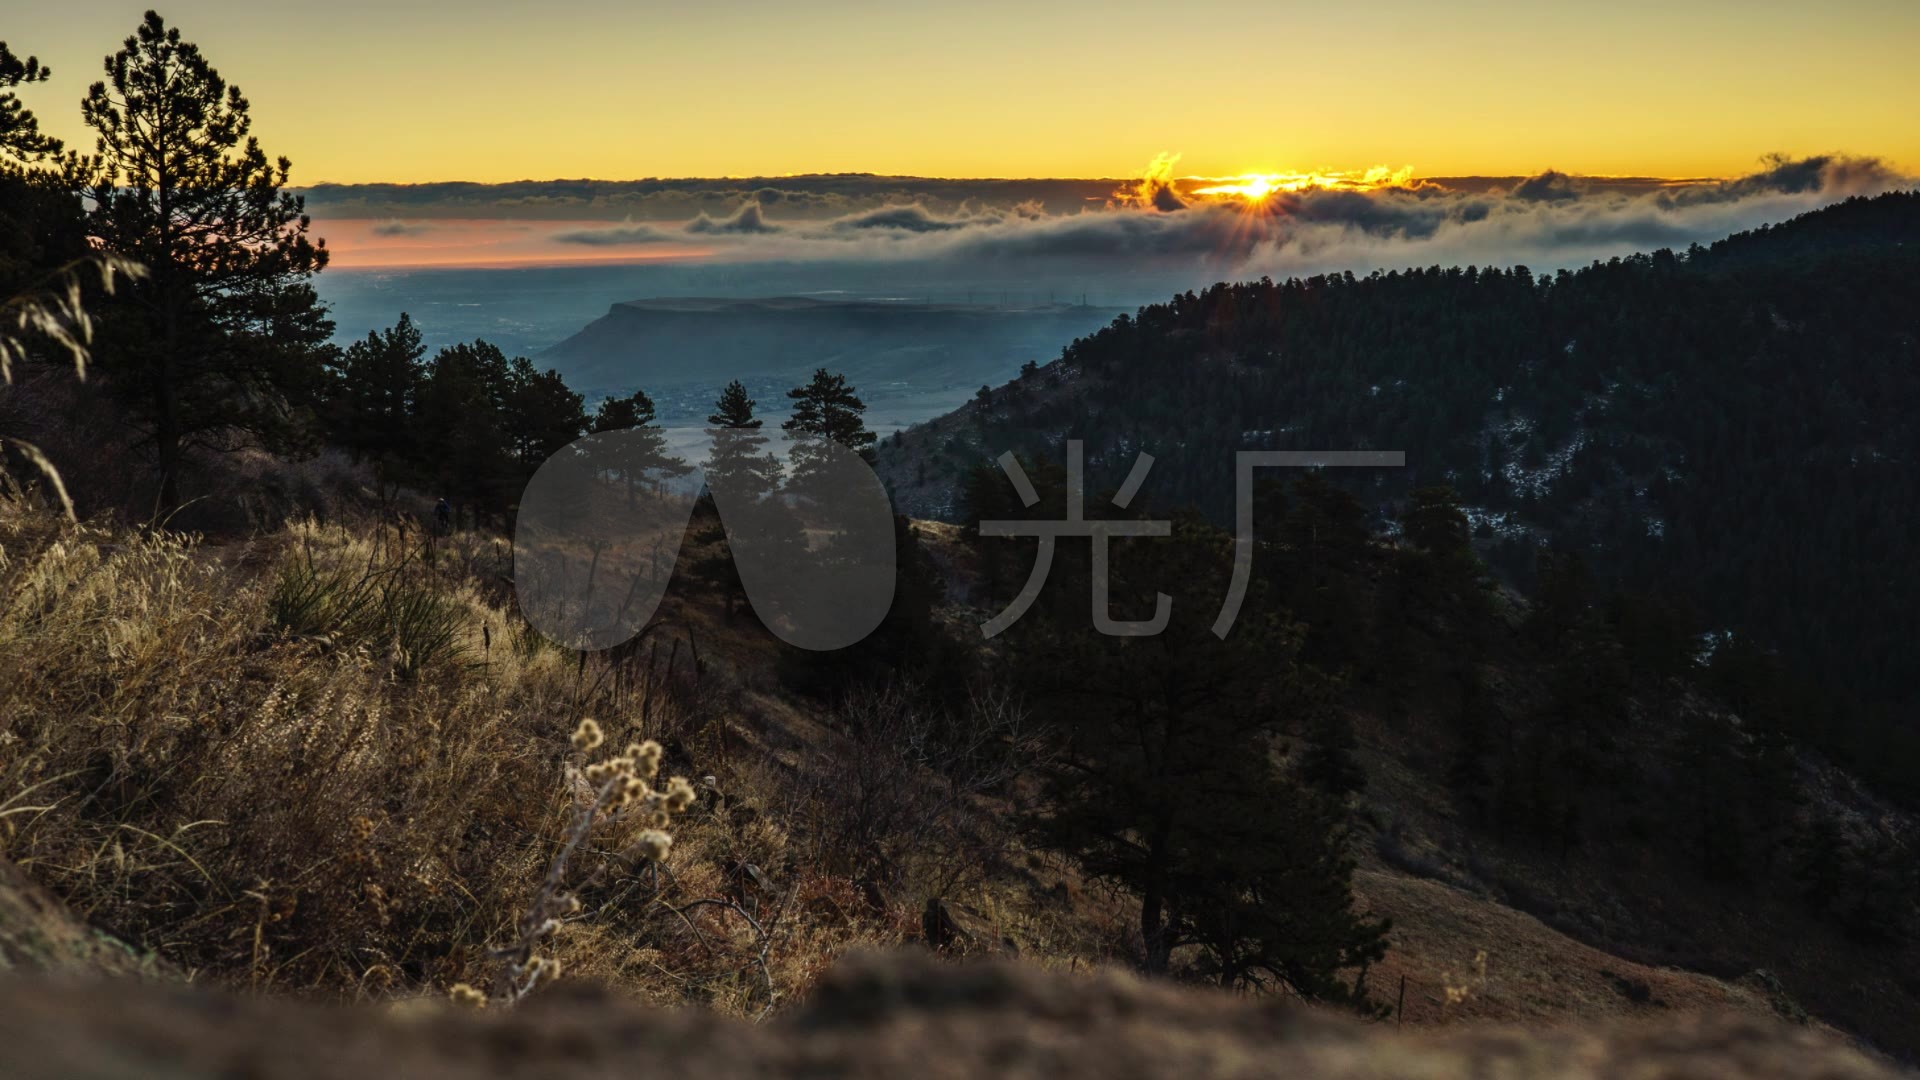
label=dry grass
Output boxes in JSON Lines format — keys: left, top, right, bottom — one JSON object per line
{"left": 0, "top": 496, "right": 1042, "bottom": 1012}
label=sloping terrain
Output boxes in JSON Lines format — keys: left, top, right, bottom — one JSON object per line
{"left": 877, "top": 193, "right": 1920, "bottom": 814}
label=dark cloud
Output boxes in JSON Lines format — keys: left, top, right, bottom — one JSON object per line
{"left": 1150, "top": 184, "right": 1186, "bottom": 213}
{"left": 550, "top": 222, "right": 678, "bottom": 246}
{"left": 370, "top": 219, "right": 433, "bottom": 236}
{"left": 1657, "top": 153, "right": 1905, "bottom": 208}
{"left": 940, "top": 207, "right": 1243, "bottom": 259}
{"left": 686, "top": 202, "right": 780, "bottom": 235}
{"left": 1274, "top": 188, "right": 1461, "bottom": 239}
{"left": 1508, "top": 170, "right": 1586, "bottom": 202}
{"left": 829, "top": 204, "right": 975, "bottom": 233}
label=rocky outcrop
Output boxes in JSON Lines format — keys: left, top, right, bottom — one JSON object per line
{"left": 0, "top": 857, "right": 167, "bottom": 980}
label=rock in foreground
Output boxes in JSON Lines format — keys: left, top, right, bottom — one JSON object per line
{"left": 0, "top": 951, "right": 1903, "bottom": 1079}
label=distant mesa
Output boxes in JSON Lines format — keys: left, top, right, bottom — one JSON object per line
{"left": 541, "top": 294, "right": 1119, "bottom": 394}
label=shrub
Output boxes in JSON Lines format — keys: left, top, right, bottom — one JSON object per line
{"left": 267, "top": 525, "right": 471, "bottom": 679}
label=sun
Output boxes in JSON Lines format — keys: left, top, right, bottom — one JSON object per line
{"left": 1191, "top": 174, "right": 1284, "bottom": 201}
{"left": 1190, "top": 166, "right": 1418, "bottom": 203}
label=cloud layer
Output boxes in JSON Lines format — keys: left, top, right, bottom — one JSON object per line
{"left": 524, "top": 154, "right": 1909, "bottom": 276}
{"left": 307, "top": 155, "right": 1912, "bottom": 280}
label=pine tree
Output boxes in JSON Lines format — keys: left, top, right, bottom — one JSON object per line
{"left": 691, "top": 381, "right": 790, "bottom": 620}
{"left": 1020, "top": 519, "right": 1388, "bottom": 995}
{"left": 0, "top": 43, "right": 62, "bottom": 167}
{"left": 1401, "top": 485, "right": 1473, "bottom": 562}
{"left": 783, "top": 368, "right": 876, "bottom": 455}
{"left": 782, "top": 368, "right": 876, "bottom": 500}
{"left": 81, "top": 12, "right": 332, "bottom": 510}
{"left": 589, "top": 388, "right": 685, "bottom": 503}
{"left": 1277, "top": 474, "right": 1374, "bottom": 673}
{"left": 709, "top": 378, "right": 758, "bottom": 429}
{"left": 503, "top": 357, "right": 586, "bottom": 469}
{"left": 329, "top": 313, "right": 425, "bottom": 495}
{"left": 0, "top": 39, "right": 88, "bottom": 301}
{"left": 414, "top": 341, "right": 516, "bottom": 514}
{"left": 702, "top": 379, "right": 780, "bottom": 499}
{"left": 1298, "top": 702, "right": 1367, "bottom": 800}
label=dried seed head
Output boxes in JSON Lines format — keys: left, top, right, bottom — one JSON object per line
{"left": 662, "top": 775, "right": 697, "bottom": 813}
{"left": 448, "top": 983, "right": 487, "bottom": 1008}
{"left": 571, "top": 718, "right": 604, "bottom": 752}
{"left": 633, "top": 829, "right": 673, "bottom": 863}
{"left": 632, "top": 739, "right": 663, "bottom": 778}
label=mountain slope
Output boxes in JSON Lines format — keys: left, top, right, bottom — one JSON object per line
{"left": 878, "top": 191, "right": 1920, "bottom": 804}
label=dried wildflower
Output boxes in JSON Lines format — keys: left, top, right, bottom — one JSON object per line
{"left": 662, "top": 775, "right": 697, "bottom": 813}
{"left": 630, "top": 739, "right": 663, "bottom": 778}
{"left": 571, "top": 718, "right": 604, "bottom": 752}
{"left": 632, "top": 829, "right": 673, "bottom": 863}
{"left": 1442, "top": 949, "right": 1489, "bottom": 1007}
{"left": 448, "top": 983, "right": 487, "bottom": 1008}
{"left": 556, "top": 893, "right": 582, "bottom": 915}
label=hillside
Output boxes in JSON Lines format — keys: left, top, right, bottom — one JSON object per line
{"left": 3, "top": 489, "right": 1914, "bottom": 1065}
{"left": 878, "top": 191, "right": 1920, "bottom": 805}
{"left": 6, "top": 7, "right": 1916, "bottom": 1078}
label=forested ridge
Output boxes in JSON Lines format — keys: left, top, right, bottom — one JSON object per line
{"left": 884, "top": 191, "right": 1920, "bottom": 804}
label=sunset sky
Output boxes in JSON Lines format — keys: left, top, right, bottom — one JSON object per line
{"left": 9, "top": 0, "right": 1919, "bottom": 185}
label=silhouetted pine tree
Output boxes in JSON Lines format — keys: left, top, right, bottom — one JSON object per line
{"left": 328, "top": 313, "right": 424, "bottom": 495}
{"left": 783, "top": 368, "right": 876, "bottom": 500}
{"left": 589, "top": 388, "right": 683, "bottom": 502}
{"left": 81, "top": 12, "right": 332, "bottom": 510}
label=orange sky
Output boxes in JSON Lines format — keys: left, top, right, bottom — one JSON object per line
{"left": 11, "top": 1, "right": 1916, "bottom": 185}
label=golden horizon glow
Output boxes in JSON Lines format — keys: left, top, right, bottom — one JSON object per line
{"left": 1189, "top": 166, "right": 1423, "bottom": 201}
{"left": 9, "top": 2, "right": 1916, "bottom": 186}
